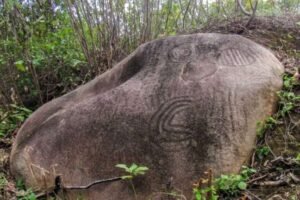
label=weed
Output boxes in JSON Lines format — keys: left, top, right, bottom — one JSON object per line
{"left": 116, "top": 163, "right": 149, "bottom": 180}
{"left": 193, "top": 167, "right": 256, "bottom": 199}
{"left": 294, "top": 153, "right": 300, "bottom": 162}
{"left": 240, "top": 166, "right": 257, "bottom": 178}
{"left": 0, "top": 104, "right": 32, "bottom": 137}
{"left": 283, "top": 74, "right": 297, "bottom": 91}
{"left": 116, "top": 163, "right": 149, "bottom": 199}
{"left": 256, "top": 116, "right": 278, "bottom": 138}
{"left": 193, "top": 169, "right": 218, "bottom": 200}
{"left": 256, "top": 74, "right": 299, "bottom": 140}
{"left": 15, "top": 179, "right": 37, "bottom": 200}
{"left": 214, "top": 166, "right": 256, "bottom": 198}
{"left": 193, "top": 186, "right": 218, "bottom": 200}
{"left": 291, "top": 195, "right": 297, "bottom": 200}
{"left": 256, "top": 146, "right": 271, "bottom": 160}
{"left": 16, "top": 179, "right": 25, "bottom": 190}
{"left": 16, "top": 188, "right": 36, "bottom": 200}
{"left": 276, "top": 74, "right": 300, "bottom": 117}
{"left": 277, "top": 91, "right": 300, "bottom": 117}
{"left": 0, "top": 173, "right": 7, "bottom": 190}
{"left": 215, "top": 174, "right": 247, "bottom": 196}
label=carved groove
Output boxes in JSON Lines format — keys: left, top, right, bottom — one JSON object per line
{"left": 150, "top": 96, "right": 194, "bottom": 143}
{"left": 168, "top": 45, "right": 192, "bottom": 62}
{"left": 218, "top": 48, "right": 256, "bottom": 66}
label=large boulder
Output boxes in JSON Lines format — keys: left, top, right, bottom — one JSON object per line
{"left": 10, "top": 33, "right": 284, "bottom": 199}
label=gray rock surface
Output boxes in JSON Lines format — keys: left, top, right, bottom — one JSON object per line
{"left": 10, "top": 33, "right": 284, "bottom": 199}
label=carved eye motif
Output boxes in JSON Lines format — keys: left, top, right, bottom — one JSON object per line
{"left": 150, "top": 97, "right": 195, "bottom": 144}
{"left": 168, "top": 44, "right": 192, "bottom": 62}
{"left": 218, "top": 48, "right": 256, "bottom": 67}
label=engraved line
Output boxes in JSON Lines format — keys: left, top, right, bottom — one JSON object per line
{"left": 163, "top": 106, "right": 194, "bottom": 134}
{"left": 237, "top": 49, "right": 248, "bottom": 65}
{"left": 234, "top": 49, "right": 244, "bottom": 66}
{"left": 226, "top": 49, "right": 234, "bottom": 65}
{"left": 223, "top": 51, "right": 232, "bottom": 65}
{"left": 209, "top": 87, "right": 216, "bottom": 117}
{"left": 225, "top": 49, "right": 234, "bottom": 65}
{"left": 241, "top": 50, "right": 252, "bottom": 65}
{"left": 151, "top": 97, "right": 193, "bottom": 121}
{"left": 150, "top": 97, "right": 193, "bottom": 132}
{"left": 228, "top": 49, "right": 239, "bottom": 66}
{"left": 158, "top": 102, "right": 192, "bottom": 135}
{"left": 228, "top": 90, "right": 235, "bottom": 132}
{"left": 219, "top": 48, "right": 256, "bottom": 66}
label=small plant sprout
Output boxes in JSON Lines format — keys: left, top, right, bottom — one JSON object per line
{"left": 16, "top": 188, "right": 37, "bottom": 200}
{"left": 283, "top": 74, "right": 297, "bottom": 91}
{"left": 256, "top": 146, "right": 271, "bottom": 160}
{"left": 276, "top": 74, "right": 300, "bottom": 117}
{"left": 0, "top": 173, "right": 8, "bottom": 190}
{"left": 214, "top": 166, "right": 256, "bottom": 198}
{"left": 294, "top": 153, "right": 300, "bottom": 163}
{"left": 214, "top": 174, "right": 247, "bottom": 197}
{"left": 115, "top": 163, "right": 149, "bottom": 180}
{"left": 240, "top": 166, "right": 256, "bottom": 178}
{"left": 256, "top": 116, "right": 278, "bottom": 138}
{"left": 15, "top": 179, "right": 37, "bottom": 200}
{"left": 193, "top": 169, "right": 218, "bottom": 200}
{"left": 277, "top": 90, "right": 300, "bottom": 117}
{"left": 115, "top": 163, "right": 149, "bottom": 199}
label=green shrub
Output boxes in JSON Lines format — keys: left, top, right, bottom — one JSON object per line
{"left": 0, "top": 105, "right": 32, "bottom": 137}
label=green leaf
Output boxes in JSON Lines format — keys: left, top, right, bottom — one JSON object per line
{"left": 11, "top": 114, "right": 24, "bottom": 121}
{"left": 14, "top": 60, "right": 26, "bottom": 72}
{"left": 121, "top": 175, "right": 133, "bottom": 180}
{"left": 71, "top": 59, "right": 83, "bottom": 67}
{"left": 115, "top": 164, "right": 129, "bottom": 171}
{"left": 195, "top": 192, "right": 201, "bottom": 200}
{"left": 0, "top": 173, "right": 8, "bottom": 189}
{"left": 129, "top": 163, "right": 138, "bottom": 172}
{"left": 0, "top": 58, "right": 5, "bottom": 65}
{"left": 116, "top": 163, "right": 149, "bottom": 179}
{"left": 237, "top": 182, "right": 247, "bottom": 190}
{"left": 18, "top": 107, "right": 32, "bottom": 114}
{"left": 137, "top": 171, "right": 145, "bottom": 175}
{"left": 136, "top": 166, "right": 149, "bottom": 171}
{"left": 32, "top": 59, "right": 41, "bottom": 66}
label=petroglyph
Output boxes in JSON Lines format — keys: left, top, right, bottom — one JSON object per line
{"left": 168, "top": 44, "right": 192, "bottom": 62}
{"left": 218, "top": 48, "right": 256, "bottom": 66}
{"left": 150, "top": 96, "right": 195, "bottom": 144}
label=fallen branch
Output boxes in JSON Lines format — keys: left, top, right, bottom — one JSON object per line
{"left": 256, "top": 179, "right": 288, "bottom": 187}
{"left": 271, "top": 156, "right": 298, "bottom": 166}
{"left": 288, "top": 172, "right": 300, "bottom": 183}
{"left": 245, "top": 190, "right": 263, "bottom": 200}
{"left": 255, "top": 174, "right": 292, "bottom": 186}
{"left": 62, "top": 176, "right": 122, "bottom": 190}
{"left": 247, "top": 174, "right": 268, "bottom": 184}
{"left": 33, "top": 176, "right": 122, "bottom": 199}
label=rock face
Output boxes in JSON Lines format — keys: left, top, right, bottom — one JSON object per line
{"left": 10, "top": 33, "right": 283, "bottom": 199}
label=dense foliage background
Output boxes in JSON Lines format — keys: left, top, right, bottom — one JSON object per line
{"left": 0, "top": 0, "right": 299, "bottom": 110}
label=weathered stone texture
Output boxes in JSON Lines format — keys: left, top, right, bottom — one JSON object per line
{"left": 10, "top": 33, "right": 284, "bottom": 199}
